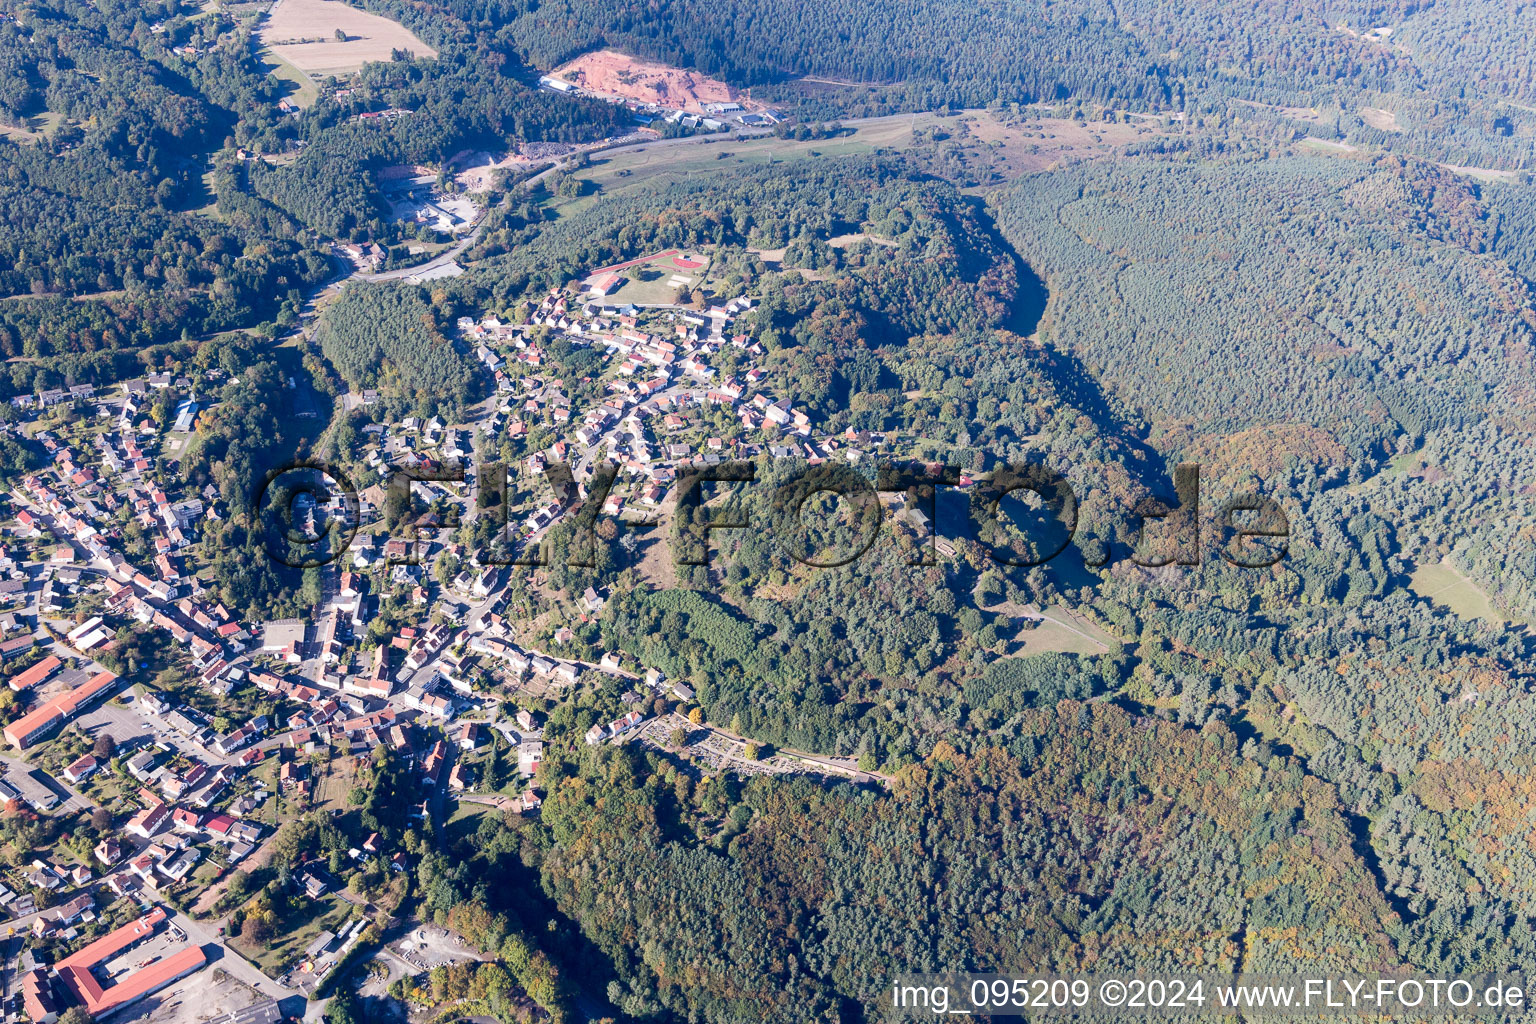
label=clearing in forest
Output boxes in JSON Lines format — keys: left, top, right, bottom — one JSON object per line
{"left": 563, "top": 110, "right": 1166, "bottom": 204}
{"left": 260, "top": 0, "right": 435, "bottom": 76}
{"left": 1360, "top": 106, "right": 1402, "bottom": 131}
{"left": 1012, "top": 604, "right": 1122, "bottom": 657}
{"left": 260, "top": 46, "right": 320, "bottom": 107}
{"left": 0, "top": 111, "right": 67, "bottom": 144}
{"left": 1409, "top": 559, "right": 1506, "bottom": 623}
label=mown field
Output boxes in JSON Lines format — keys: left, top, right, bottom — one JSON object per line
{"left": 1409, "top": 559, "right": 1506, "bottom": 623}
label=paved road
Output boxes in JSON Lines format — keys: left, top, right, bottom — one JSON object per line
{"left": 682, "top": 716, "right": 892, "bottom": 785}
{"left": 164, "top": 905, "right": 300, "bottom": 1004}
{"left": 308, "top": 112, "right": 915, "bottom": 302}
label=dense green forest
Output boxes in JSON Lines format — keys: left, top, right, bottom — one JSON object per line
{"left": 996, "top": 154, "right": 1529, "bottom": 456}
{"left": 311, "top": 283, "right": 481, "bottom": 416}
{"left": 0, "top": 0, "right": 632, "bottom": 383}
{"left": 994, "top": 152, "right": 1536, "bottom": 622}
{"left": 0, "top": 0, "right": 333, "bottom": 382}
{"left": 247, "top": 57, "right": 629, "bottom": 239}
{"left": 529, "top": 710, "right": 1407, "bottom": 1024}
{"left": 182, "top": 333, "right": 327, "bottom": 617}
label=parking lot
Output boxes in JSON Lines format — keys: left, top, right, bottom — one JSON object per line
{"left": 121, "top": 967, "right": 272, "bottom": 1024}
{"left": 102, "top": 926, "right": 187, "bottom": 981}
{"left": 73, "top": 695, "right": 156, "bottom": 749}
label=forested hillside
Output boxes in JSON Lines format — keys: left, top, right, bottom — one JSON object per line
{"left": 994, "top": 150, "right": 1536, "bottom": 621}
{"left": 463, "top": 157, "right": 1021, "bottom": 336}
{"left": 0, "top": 0, "right": 634, "bottom": 391}
{"left": 248, "top": 58, "right": 628, "bottom": 239}
{"left": 535, "top": 708, "right": 1402, "bottom": 1024}
{"left": 0, "top": 0, "right": 333, "bottom": 387}
{"left": 488, "top": 0, "right": 1536, "bottom": 166}
{"left": 996, "top": 155, "right": 1532, "bottom": 456}
{"left": 10, "top": 0, "right": 1536, "bottom": 1018}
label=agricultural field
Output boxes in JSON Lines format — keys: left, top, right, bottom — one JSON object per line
{"left": 259, "top": 0, "right": 436, "bottom": 76}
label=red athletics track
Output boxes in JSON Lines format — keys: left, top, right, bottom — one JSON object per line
{"left": 587, "top": 249, "right": 681, "bottom": 276}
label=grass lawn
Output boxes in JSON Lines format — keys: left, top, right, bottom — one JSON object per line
{"left": 572, "top": 125, "right": 900, "bottom": 198}
{"left": 232, "top": 893, "right": 354, "bottom": 977}
{"left": 1384, "top": 448, "right": 1424, "bottom": 476}
{"left": 1409, "top": 559, "right": 1506, "bottom": 623}
{"left": 445, "top": 800, "right": 492, "bottom": 843}
{"left": 0, "top": 111, "right": 65, "bottom": 144}
{"left": 193, "top": 859, "right": 225, "bottom": 888}
{"left": 605, "top": 252, "right": 712, "bottom": 305}
{"left": 77, "top": 772, "right": 132, "bottom": 808}
{"left": 1012, "top": 604, "right": 1121, "bottom": 657}
{"left": 190, "top": 167, "right": 223, "bottom": 218}
{"left": 312, "top": 757, "right": 363, "bottom": 814}
{"left": 608, "top": 273, "right": 688, "bottom": 305}
{"left": 260, "top": 47, "right": 319, "bottom": 108}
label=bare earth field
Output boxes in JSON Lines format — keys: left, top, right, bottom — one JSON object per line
{"left": 261, "top": 0, "right": 435, "bottom": 76}
{"left": 1437, "top": 162, "right": 1520, "bottom": 183}
{"left": 454, "top": 151, "right": 537, "bottom": 190}
{"left": 550, "top": 50, "right": 763, "bottom": 114}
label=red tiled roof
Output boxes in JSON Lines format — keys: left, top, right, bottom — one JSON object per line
{"left": 62, "top": 945, "right": 206, "bottom": 1015}
{"left": 22, "top": 968, "right": 56, "bottom": 1021}
{"left": 9, "top": 655, "right": 61, "bottom": 692}
{"left": 55, "top": 907, "right": 209, "bottom": 1014}
{"left": 58, "top": 908, "right": 166, "bottom": 970}
{"left": 3, "top": 669, "right": 118, "bottom": 747}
